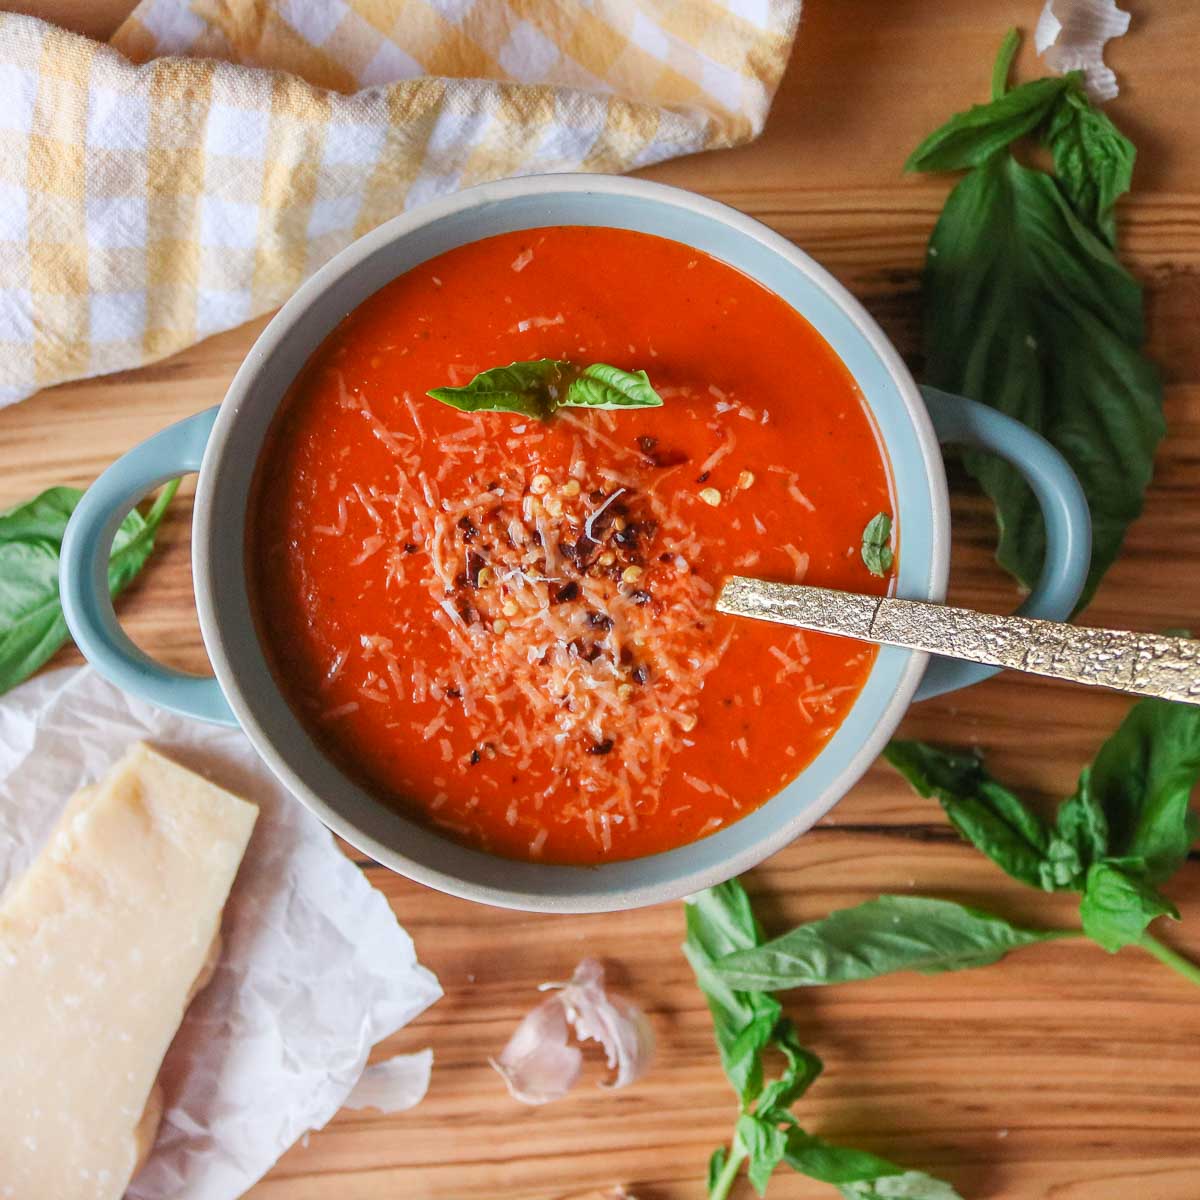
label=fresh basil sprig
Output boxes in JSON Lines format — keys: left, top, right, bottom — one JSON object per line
{"left": 890, "top": 696, "right": 1200, "bottom": 974}
{"left": 860, "top": 513, "right": 893, "bottom": 577}
{"left": 0, "top": 481, "right": 179, "bottom": 696}
{"left": 686, "top": 880, "right": 962, "bottom": 1200}
{"left": 908, "top": 30, "right": 1160, "bottom": 611}
{"left": 427, "top": 359, "right": 663, "bottom": 419}
{"left": 710, "top": 698, "right": 1200, "bottom": 994}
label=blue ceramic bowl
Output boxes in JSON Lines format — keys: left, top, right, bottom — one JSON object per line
{"left": 59, "top": 175, "right": 1091, "bottom": 911}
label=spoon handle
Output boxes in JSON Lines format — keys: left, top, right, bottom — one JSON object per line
{"left": 716, "top": 577, "right": 1200, "bottom": 707}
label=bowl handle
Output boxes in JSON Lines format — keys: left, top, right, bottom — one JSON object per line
{"left": 60, "top": 406, "right": 238, "bottom": 726}
{"left": 915, "top": 386, "right": 1092, "bottom": 701}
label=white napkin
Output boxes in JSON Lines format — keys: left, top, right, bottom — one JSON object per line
{"left": 0, "top": 667, "right": 442, "bottom": 1200}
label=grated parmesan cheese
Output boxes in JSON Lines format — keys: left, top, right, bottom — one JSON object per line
{"left": 322, "top": 407, "right": 740, "bottom": 848}
{"left": 511, "top": 313, "right": 564, "bottom": 334}
{"left": 302, "top": 379, "right": 849, "bottom": 856}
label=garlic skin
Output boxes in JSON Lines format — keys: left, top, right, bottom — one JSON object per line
{"left": 551, "top": 958, "right": 656, "bottom": 1092}
{"left": 1035, "top": 0, "right": 1131, "bottom": 102}
{"left": 343, "top": 1049, "right": 434, "bottom": 1114}
{"left": 492, "top": 993, "right": 584, "bottom": 1105}
{"left": 491, "top": 958, "right": 655, "bottom": 1105}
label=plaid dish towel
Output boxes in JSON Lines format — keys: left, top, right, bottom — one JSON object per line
{"left": 0, "top": 0, "right": 801, "bottom": 408}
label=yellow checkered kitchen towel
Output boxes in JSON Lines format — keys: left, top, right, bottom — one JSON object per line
{"left": 0, "top": 0, "right": 801, "bottom": 407}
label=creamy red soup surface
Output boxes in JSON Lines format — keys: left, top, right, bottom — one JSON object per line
{"left": 249, "top": 226, "right": 896, "bottom": 865}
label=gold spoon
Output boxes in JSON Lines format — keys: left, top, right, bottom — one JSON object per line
{"left": 716, "top": 577, "right": 1200, "bottom": 706}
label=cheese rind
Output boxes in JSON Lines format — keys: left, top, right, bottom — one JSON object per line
{"left": 0, "top": 743, "right": 257, "bottom": 1200}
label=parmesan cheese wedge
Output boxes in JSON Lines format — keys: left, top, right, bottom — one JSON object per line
{"left": 0, "top": 743, "right": 258, "bottom": 1200}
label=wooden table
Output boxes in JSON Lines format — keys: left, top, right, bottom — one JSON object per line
{"left": 4, "top": 2, "right": 1199, "bottom": 1197}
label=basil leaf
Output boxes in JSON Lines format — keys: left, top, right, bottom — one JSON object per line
{"left": 713, "top": 895, "right": 1062, "bottom": 990}
{"left": 1079, "top": 860, "right": 1178, "bottom": 953}
{"left": 784, "top": 1132, "right": 965, "bottom": 1198}
{"left": 776, "top": 1021, "right": 824, "bottom": 1097}
{"left": 783, "top": 1130, "right": 906, "bottom": 1186}
{"left": 860, "top": 513, "right": 894, "bottom": 577}
{"left": 920, "top": 152, "right": 1161, "bottom": 610}
{"left": 707, "top": 1147, "right": 728, "bottom": 1195}
{"left": 913, "top": 43, "right": 1161, "bottom": 611}
{"left": 0, "top": 487, "right": 83, "bottom": 690}
{"left": 752, "top": 1028, "right": 824, "bottom": 1146}
{"left": 429, "top": 359, "right": 664, "bottom": 418}
{"left": 737, "top": 1114, "right": 788, "bottom": 1196}
{"left": 684, "top": 882, "right": 782, "bottom": 1104}
{"left": 905, "top": 74, "right": 1075, "bottom": 172}
{"left": 689, "top": 878, "right": 766, "bottom": 953}
{"left": 427, "top": 358, "right": 569, "bottom": 417}
{"left": 753, "top": 1018, "right": 823, "bottom": 1116}
{"left": 1082, "top": 698, "right": 1200, "bottom": 884}
{"left": 884, "top": 740, "right": 1054, "bottom": 890}
{"left": 0, "top": 481, "right": 178, "bottom": 695}
{"left": 1043, "top": 86, "right": 1135, "bottom": 247}
{"left": 838, "top": 1171, "right": 965, "bottom": 1200}
{"left": 564, "top": 363, "right": 663, "bottom": 410}
{"left": 723, "top": 1010, "right": 783, "bottom": 1106}
{"left": 1041, "top": 782, "right": 1109, "bottom": 890}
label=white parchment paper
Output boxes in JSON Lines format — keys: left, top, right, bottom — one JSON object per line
{"left": 0, "top": 667, "right": 442, "bottom": 1200}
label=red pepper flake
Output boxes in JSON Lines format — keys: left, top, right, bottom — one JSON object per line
{"left": 615, "top": 519, "right": 657, "bottom": 549}
{"left": 465, "top": 549, "right": 486, "bottom": 587}
{"left": 636, "top": 433, "right": 688, "bottom": 468}
{"left": 559, "top": 535, "right": 597, "bottom": 569}
{"left": 550, "top": 581, "right": 580, "bottom": 605}
{"left": 570, "top": 639, "right": 602, "bottom": 663}
{"left": 586, "top": 739, "right": 615, "bottom": 755}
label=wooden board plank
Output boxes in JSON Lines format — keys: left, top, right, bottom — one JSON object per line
{"left": 2, "top": 2, "right": 1199, "bottom": 1197}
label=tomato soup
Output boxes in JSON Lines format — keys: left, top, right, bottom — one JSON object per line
{"left": 249, "top": 226, "right": 894, "bottom": 865}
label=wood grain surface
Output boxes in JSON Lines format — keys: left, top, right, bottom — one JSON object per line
{"left": 3, "top": 2, "right": 1199, "bottom": 1198}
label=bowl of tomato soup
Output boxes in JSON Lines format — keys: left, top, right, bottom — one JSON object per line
{"left": 59, "top": 175, "right": 1091, "bottom": 911}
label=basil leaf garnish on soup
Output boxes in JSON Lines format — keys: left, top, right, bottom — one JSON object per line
{"left": 426, "top": 358, "right": 571, "bottom": 418}
{"left": 427, "top": 358, "right": 664, "bottom": 419}
{"left": 564, "top": 363, "right": 663, "bottom": 411}
{"left": 860, "top": 512, "right": 893, "bottom": 576}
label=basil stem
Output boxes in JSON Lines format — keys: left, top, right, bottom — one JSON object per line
{"left": 708, "top": 1140, "right": 747, "bottom": 1200}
